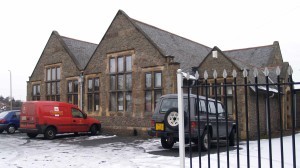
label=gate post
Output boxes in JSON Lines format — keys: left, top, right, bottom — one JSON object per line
{"left": 177, "top": 69, "right": 185, "bottom": 168}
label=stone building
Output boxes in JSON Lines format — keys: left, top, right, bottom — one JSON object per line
{"left": 27, "top": 10, "right": 293, "bottom": 138}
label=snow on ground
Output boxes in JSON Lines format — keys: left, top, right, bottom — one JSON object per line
{"left": 0, "top": 133, "right": 299, "bottom": 168}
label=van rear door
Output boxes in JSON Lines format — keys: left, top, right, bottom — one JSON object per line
{"left": 20, "top": 102, "right": 37, "bottom": 129}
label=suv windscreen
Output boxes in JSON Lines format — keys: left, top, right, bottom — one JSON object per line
{"left": 159, "top": 98, "right": 190, "bottom": 113}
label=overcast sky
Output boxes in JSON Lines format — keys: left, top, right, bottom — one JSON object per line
{"left": 1, "top": 0, "right": 299, "bottom": 101}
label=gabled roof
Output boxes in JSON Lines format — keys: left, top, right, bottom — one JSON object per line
{"left": 122, "top": 11, "right": 211, "bottom": 72}
{"left": 61, "top": 36, "right": 97, "bottom": 70}
{"left": 224, "top": 44, "right": 274, "bottom": 69}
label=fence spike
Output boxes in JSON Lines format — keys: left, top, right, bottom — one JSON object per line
{"left": 213, "top": 70, "right": 217, "bottom": 79}
{"left": 253, "top": 68, "right": 258, "bottom": 77}
{"left": 264, "top": 67, "right": 269, "bottom": 76}
{"left": 243, "top": 68, "right": 248, "bottom": 77}
{"left": 288, "top": 65, "right": 293, "bottom": 75}
{"left": 195, "top": 71, "right": 199, "bottom": 80}
{"left": 276, "top": 66, "right": 281, "bottom": 76}
{"left": 223, "top": 69, "right": 228, "bottom": 78}
{"left": 232, "top": 69, "right": 237, "bottom": 78}
{"left": 204, "top": 70, "right": 208, "bottom": 80}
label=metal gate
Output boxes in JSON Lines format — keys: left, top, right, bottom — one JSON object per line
{"left": 177, "top": 66, "right": 299, "bottom": 168}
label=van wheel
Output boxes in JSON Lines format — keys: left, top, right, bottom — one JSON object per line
{"left": 27, "top": 133, "right": 38, "bottom": 138}
{"left": 44, "top": 127, "right": 56, "bottom": 140}
{"left": 90, "top": 125, "right": 98, "bottom": 135}
{"left": 201, "top": 130, "right": 211, "bottom": 151}
{"left": 0, "top": 130, "right": 4, "bottom": 134}
{"left": 229, "top": 129, "right": 236, "bottom": 146}
{"left": 6, "top": 125, "right": 16, "bottom": 134}
{"left": 161, "top": 136, "right": 175, "bottom": 149}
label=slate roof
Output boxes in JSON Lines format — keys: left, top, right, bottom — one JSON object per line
{"left": 132, "top": 19, "right": 211, "bottom": 72}
{"left": 61, "top": 36, "right": 97, "bottom": 70}
{"left": 224, "top": 45, "right": 274, "bottom": 69}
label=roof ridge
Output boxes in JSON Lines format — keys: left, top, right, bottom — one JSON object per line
{"left": 224, "top": 44, "right": 273, "bottom": 52}
{"left": 60, "top": 36, "right": 97, "bottom": 46}
{"left": 132, "top": 19, "right": 211, "bottom": 50}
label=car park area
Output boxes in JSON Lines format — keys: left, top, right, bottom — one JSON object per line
{"left": 0, "top": 132, "right": 299, "bottom": 167}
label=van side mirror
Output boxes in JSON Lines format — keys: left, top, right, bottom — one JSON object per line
{"left": 83, "top": 113, "right": 87, "bottom": 119}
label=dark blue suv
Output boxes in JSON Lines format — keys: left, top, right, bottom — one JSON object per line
{"left": 0, "top": 110, "right": 20, "bottom": 134}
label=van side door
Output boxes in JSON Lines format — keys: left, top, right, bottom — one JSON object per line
{"left": 71, "top": 108, "right": 89, "bottom": 132}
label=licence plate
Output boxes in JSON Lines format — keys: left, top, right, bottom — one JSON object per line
{"left": 155, "top": 123, "right": 164, "bottom": 131}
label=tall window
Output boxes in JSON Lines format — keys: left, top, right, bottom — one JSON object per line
{"left": 110, "top": 55, "right": 132, "bottom": 112}
{"left": 46, "top": 66, "right": 60, "bottom": 101}
{"left": 145, "top": 71, "right": 162, "bottom": 112}
{"left": 32, "top": 84, "right": 40, "bottom": 100}
{"left": 87, "top": 78, "right": 100, "bottom": 112}
{"left": 67, "top": 80, "right": 78, "bottom": 105}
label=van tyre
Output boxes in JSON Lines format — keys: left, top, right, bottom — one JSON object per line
{"left": 90, "top": 125, "right": 98, "bottom": 135}
{"left": 164, "top": 108, "right": 187, "bottom": 131}
{"left": 161, "top": 136, "right": 175, "bottom": 149}
{"left": 229, "top": 129, "right": 236, "bottom": 146}
{"left": 44, "top": 127, "right": 56, "bottom": 140}
{"left": 27, "top": 133, "right": 38, "bottom": 138}
{"left": 7, "top": 125, "right": 16, "bottom": 134}
{"left": 201, "top": 130, "right": 211, "bottom": 151}
{"left": 0, "top": 130, "right": 4, "bottom": 134}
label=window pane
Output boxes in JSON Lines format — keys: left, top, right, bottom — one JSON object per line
{"left": 117, "top": 93, "right": 124, "bottom": 111}
{"left": 94, "top": 78, "right": 99, "bottom": 91}
{"left": 118, "top": 75, "right": 124, "bottom": 90}
{"left": 68, "top": 81, "right": 72, "bottom": 93}
{"left": 118, "top": 57, "right": 124, "bottom": 72}
{"left": 68, "top": 95, "right": 72, "bottom": 103}
{"left": 110, "top": 75, "right": 116, "bottom": 90}
{"left": 125, "top": 74, "right": 132, "bottom": 90}
{"left": 110, "top": 93, "right": 116, "bottom": 111}
{"left": 56, "top": 95, "right": 60, "bottom": 101}
{"left": 88, "top": 79, "right": 93, "bottom": 92}
{"left": 209, "top": 102, "right": 216, "bottom": 114}
{"left": 145, "top": 73, "right": 152, "bottom": 88}
{"left": 47, "top": 69, "right": 51, "bottom": 81}
{"left": 145, "top": 91, "right": 152, "bottom": 112}
{"left": 227, "top": 98, "right": 233, "bottom": 115}
{"left": 51, "top": 83, "right": 56, "bottom": 95}
{"left": 33, "top": 85, "right": 37, "bottom": 95}
{"left": 126, "top": 56, "right": 132, "bottom": 72}
{"left": 74, "top": 80, "right": 78, "bottom": 93}
{"left": 125, "top": 92, "right": 132, "bottom": 112}
{"left": 74, "top": 94, "right": 78, "bottom": 105}
{"left": 199, "top": 100, "right": 207, "bottom": 113}
{"left": 56, "top": 82, "right": 60, "bottom": 94}
{"left": 154, "top": 91, "right": 162, "bottom": 109}
{"left": 51, "top": 68, "right": 56, "bottom": 80}
{"left": 94, "top": 94, "right": 99, "bottom": 111}
{"left": 154, "top": 72, "right": 162, "bottom": 88}
{"left": 88, "top": 94, "right": 93, "bottom": 111}
{"left": 47, "top": 83, "right": 51, "bottom": 95}
{"left": 227, "top": 86, "right": 233, "bottom": 95}
{"left": 57, "top": 67, "right": 61, "bottom": 80}
{"left": 110, "top": 58, "right": 115, "bottom": 73}
{"left": 37, "top": 85, "right": 40, "bottom": 95}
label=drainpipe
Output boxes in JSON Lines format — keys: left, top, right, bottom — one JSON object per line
{"left": 79, "top": 73, "right": 84, "bottom": 110}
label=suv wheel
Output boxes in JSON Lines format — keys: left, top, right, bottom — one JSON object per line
{"left": 7, "top": 125, "right": 16, "bottom": 134}
{"left": 201, "top": 130, "right": 211, "bottom": 151}
{"left": 44, "top": 127, "right": 56, "bottom": 140}
{"left": 164, "top": 108, "right": 187, "bottom": 131}
{"left": 229, "top": 129, "right": 236, "bottom": 146}
{"left": 161, "top": 136, "right": 175, "bottom": 149}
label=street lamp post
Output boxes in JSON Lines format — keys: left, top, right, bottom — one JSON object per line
{"left": 8, "top": 70, "right": 12, "bottom": 110}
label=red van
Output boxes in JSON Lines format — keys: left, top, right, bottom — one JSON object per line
{"left": 19, "top": 101, "right": 101, "bottom": 140}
